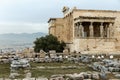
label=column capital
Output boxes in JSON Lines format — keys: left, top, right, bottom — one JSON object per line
{"left": 78, "top": 22, "right": 82, "bottom": 25}
{"left": 76, "top": 22, "right": 79, "bottom": 26}
{"left": 109, "top": 23, "right": 113, "bottom": 26}
{"left": 100, "top": 22, "right": 103, "bottom": 26}
{"left": 90, "top": 21, "right": 93, "bottom": 23}
{"left": 90, "top": 22, "right": 93, "bottom": 26}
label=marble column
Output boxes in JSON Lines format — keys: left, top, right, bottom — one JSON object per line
{"left": 90, "top": 22, "right": 94, "bottom": 37}
{"left": 82, "top": 23, "right": 84, "bottom": 37}
{"left": 109, "top": 23, "right": 113, "bottom": 38}
{"left": 79, "top": 22, "right": 83, "bottom": 37}
{"left": 104, "top": 25, "right": 107, "bottom": 37}
{"left": 75, "top": 23, "right": 79, "bottom": 38}
{"left": 78, "top": 23, "right": 80, "bottom": 37}
{"left": 74, "top": 24, "right": 77, "bottom": 37}
{"left": 76, "top": 23, "right": 79, "bottom": 37}
{"left": 107, "top": 27, "right": 110, "bottom": 38}
{"left": 100, "top": 22, "right": 104, "bottom": 38}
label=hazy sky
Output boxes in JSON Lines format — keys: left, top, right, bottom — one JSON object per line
{"left": 0, "top": 0, "right": 120, "bottom": 34}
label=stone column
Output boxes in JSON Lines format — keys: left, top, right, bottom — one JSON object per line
{"left": 107, "top": 27, "right": 110, "bottom": 38}
{"left": 109, "top": 23, "right": 113, "bottom": 38}
{"left": 79, "top": 22, "right": 83, "bottom": 37}
{"left": 104, "top": 25, "right": 107, "bottom": 37}
{"left": 74, "top": 24, "right": 77, "bottom": 38}
{"left": 100, "top": 22, "right": 104, "bottom": 38}
{"left": 74, "top": 23, "right": 79, "bottom": 38}
{"left": 78, "top": 23, "right": 80, "bottom": 37}
{"left": 90, "top": 22, "right": 94, "bottom": 37}
{"left": 76, "top": 23, "right": 79, "bottom": 37}
{"left": 81, "top": 23, "right": 84, "bottom": 37}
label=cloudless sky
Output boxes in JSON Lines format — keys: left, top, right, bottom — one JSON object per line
{"left": 0, "top": 0, "right": 120, "bottom": 34}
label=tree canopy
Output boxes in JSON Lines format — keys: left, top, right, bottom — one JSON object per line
{"left": 34, "top": 34, "right": 66, "bottom": 52}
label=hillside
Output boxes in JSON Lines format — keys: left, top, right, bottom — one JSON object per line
{"left": 0, "top": 32, "right": 47, "bottom": 49}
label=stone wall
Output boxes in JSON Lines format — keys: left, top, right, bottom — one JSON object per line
{"left": 62, "top": 14, "right": 74, "bottom": 43}
{"left": 49, "top": 18, "right": 65, "bottom": 42}
{"left": 49, "top": 15, "right": 74, "bottom": 43}
{"left": 70, "top": 38, "right": 116, "bottom": 53}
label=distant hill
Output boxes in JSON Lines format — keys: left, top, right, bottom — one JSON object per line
{"left": 0, "top": 32, "right": 47, "bottom": 49}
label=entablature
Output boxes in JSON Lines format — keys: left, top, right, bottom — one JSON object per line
{"left": 74, "top": 16, "right": 116, "bottom": 23}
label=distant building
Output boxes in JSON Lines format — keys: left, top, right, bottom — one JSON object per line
{"left": 48, "top": 6, "right": 120, "bottom": 53}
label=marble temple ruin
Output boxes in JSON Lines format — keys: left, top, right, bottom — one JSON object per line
{"left": 48, "top": 6, "right": 120, "bottom": 53}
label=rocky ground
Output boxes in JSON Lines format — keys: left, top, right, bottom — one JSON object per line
{"left": 0, "top": 54, "right": 120, "bottom": 80}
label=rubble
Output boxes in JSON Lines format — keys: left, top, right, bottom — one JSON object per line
{"left": 10, "top": 57, "right": 30, "bottom": 69}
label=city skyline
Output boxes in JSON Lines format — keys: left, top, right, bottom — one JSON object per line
{"left": 0, "top": 0, "right": 120, "bottom": 34}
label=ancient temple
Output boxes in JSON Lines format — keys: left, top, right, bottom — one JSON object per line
{"left": 48, "top": 6, "right": 120, "bottom": 53}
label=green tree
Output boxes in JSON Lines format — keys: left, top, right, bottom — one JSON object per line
{"left": 34, "top": 34, "right": 66, "bottom": 52}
